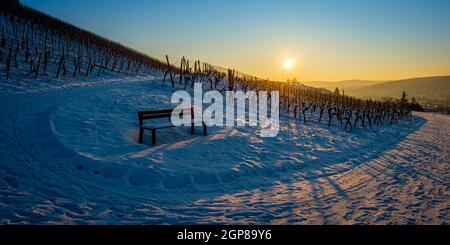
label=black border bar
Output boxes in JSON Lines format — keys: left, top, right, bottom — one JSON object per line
{"left": 0, "top": 225, "right": 448, "bottom": 243}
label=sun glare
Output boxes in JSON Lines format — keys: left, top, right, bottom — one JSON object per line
{"left": 283, "top": 59, "right": 294, "bottom": 71}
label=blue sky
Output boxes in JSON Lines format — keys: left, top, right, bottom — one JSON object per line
{"left": 21, "top": 0, "right": 450, "bottom": 81}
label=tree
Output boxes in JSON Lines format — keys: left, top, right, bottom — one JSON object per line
{"left": 334, "top": 87, "right": 340, "bottom": 96}
{"left": 287, "top": 78, "right": 298, "bottom": 83}
{"left": 401, "top": 91, "right": 408, "bottom": 103}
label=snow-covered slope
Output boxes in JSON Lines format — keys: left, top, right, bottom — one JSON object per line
{"left": 0, "top": 76, "right": 448, "bottom": 224}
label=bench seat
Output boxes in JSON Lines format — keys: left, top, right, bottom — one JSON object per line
{"left": 138, "top": 107, "right": 207, "bottom": 145}
{"left": 141, "top": 122, "right": 176, "bottom": 130}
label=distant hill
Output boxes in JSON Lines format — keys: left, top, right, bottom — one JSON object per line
{"left": 302, "top": 80, "right": 387, "bottom": 92}
{"left": 303, "top": 76, "right": 450, "bottom": 105}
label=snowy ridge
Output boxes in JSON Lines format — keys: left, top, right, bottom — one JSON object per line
{"left": 1, "top": 76, "right": 448, "bottom": 224}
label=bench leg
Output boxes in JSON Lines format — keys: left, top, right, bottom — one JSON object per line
{"left": 203, "top": 123, "right": 207, "bottom": 136}
{"left": 151, "top": 129, "right": 156, "bottom": 145}
{"left": 138, "top": 128, "right": 144, "bottom": 144}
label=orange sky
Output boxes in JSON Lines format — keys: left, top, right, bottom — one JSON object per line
{"left": 24, "top": 0, "right": 450, "bottom": 82}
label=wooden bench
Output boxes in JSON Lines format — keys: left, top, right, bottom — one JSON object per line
{"left": 138, "top": 108, "right": 207, "bottom": 145}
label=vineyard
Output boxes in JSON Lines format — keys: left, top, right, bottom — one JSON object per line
{"left": 0, "top": 0, "right": 448, "bottom": 225}
{"left": 0, "top": 0, "right": 420, "bottom": 133}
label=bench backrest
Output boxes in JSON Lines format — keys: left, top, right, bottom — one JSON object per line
{"left": 138, "top": 108, "right": 193, "bottom": 126}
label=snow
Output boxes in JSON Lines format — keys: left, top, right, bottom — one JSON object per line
{"left": 0, "top": 75, "right": 449, "bottom": 224}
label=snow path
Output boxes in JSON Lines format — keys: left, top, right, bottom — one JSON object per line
{"left": 0, "top": 78, "right": 448, "bottom": 224}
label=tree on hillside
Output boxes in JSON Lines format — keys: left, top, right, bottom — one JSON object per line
{"left": 401, "top": 91, "right": 408, "bottom": 103}
{"left": 287, "top": 78, "right": 298, "bottom": 83}
{"left": 334, "top": 87, "right": 340, "bottom": 96}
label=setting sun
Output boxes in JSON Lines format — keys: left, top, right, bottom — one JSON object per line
{"left": 283, "top": 59, "right": 294, "bottom": 71}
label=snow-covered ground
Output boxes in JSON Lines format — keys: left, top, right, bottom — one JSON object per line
{"left": 0, "top": 75, "right": 449, "bottom": 224}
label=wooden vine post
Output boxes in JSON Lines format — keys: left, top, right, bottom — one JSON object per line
{"left": 164, "top": 55, "right": 174, "bottom": 87}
